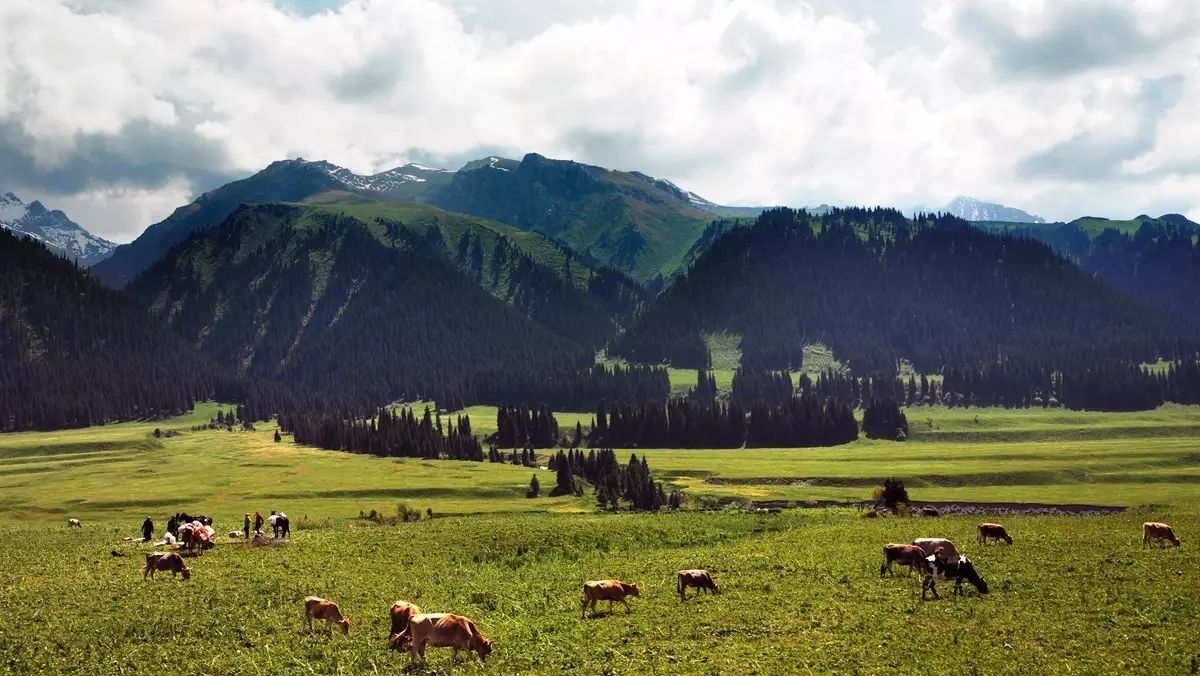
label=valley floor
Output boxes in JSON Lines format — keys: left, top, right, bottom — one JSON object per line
{"left": 1, "top": 404, "right": 1198, "bottom": 673}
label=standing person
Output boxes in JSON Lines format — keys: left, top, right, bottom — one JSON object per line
{"left": 253, "top": 511, "right": 264, "bottom": 535}
{"left": 166, "top": 514, "right": 179, "bottom": 538}
{"left": 243, "top": 513, "right": 251, "bottom": 539}
{"left": 141, "top": 516, "right": 154, "bottom": 543}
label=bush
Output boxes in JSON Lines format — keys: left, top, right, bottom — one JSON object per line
{"left": 396, "top": 502, "right": 422, "bottom": 522}
{"left": 878, "top": 477, "right": 909, "bottom": 510}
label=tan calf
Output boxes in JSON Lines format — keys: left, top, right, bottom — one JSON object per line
{"left": 677, "top": 569, "right": 720, "bottom": 600}
{"left": 581, "top": 579, "right": 640, "bottom": 618}
{"left": 143, "top": 552, "right": 190, "bottom": 580}
{"left": 880, "top": 544, "right": 929, "bottom": 577}
{"left": 912, "top": 537, "right": 960, "bottom": 560}
{"left": 1143, "top": 522, "right": 1180, "bottom": 548}
{"left": 303, "top": 596, "right": 350, "bottom": 634}
{"left": 404, "top": 613, "right": 492, "bottom": 663}
{"left": 977, "top": 523, "right": 1013, "bottom": 545}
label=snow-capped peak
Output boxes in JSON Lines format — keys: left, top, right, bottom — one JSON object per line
{"left": 0, "top": 191, "right": 117, "bottom": 266}
{"left": 943, "top": 196, "right": 1045, "bottom": 224}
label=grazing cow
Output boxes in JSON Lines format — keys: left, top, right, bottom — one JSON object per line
{"left": 581, "top": 580, "right": 640, "bottom": 618}
{"left": 303, "top": 596, "right": 350, "bottom": 634}
{"left": 913, "top": 537, "right": 960, "bottom": 560}
{"left": 143, "top": 552, "right": 191, "bottom": 580}
{"left": 677, "top": 569, "right": 720, "bottom": 600}
{"left": 402, "top": 613, "right": 492, "bottom": 663}
{"left": 977, "top": 523, "right": 1013, "bottom": 545}
{"left": 67, "top": 518, "right": 82, "bottom": 528}
{"left": 880, "top": 544, "right": 930, "bottom": 577}
{"left": 922, "top": 555, "right": 988, "bottom": 599}
{"left": 1143, "top": 522, "right": 1181, "bottom": 548}
{"left": 921, "top": 506, "right": 941, "bottom": 517}
{"left": 387, "top": 600, "right": 423, "bottom": 647}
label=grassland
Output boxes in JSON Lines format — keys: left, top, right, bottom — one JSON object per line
{"left": 2, "top": 404, "right": 1200, "bottom": 673}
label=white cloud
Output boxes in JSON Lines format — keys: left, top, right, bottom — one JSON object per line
{"left": 1, "top": 0, "right": 1198, "bottom": 241}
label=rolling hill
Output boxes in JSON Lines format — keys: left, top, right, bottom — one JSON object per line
{"left": 613, "top": 207, "right": 1195, "bottom": 373}
{"left": 0, "top": 229, "right": 218, "bottom": 430}
{"left": 124, "top": 202, "right": 599, "bottom": 408}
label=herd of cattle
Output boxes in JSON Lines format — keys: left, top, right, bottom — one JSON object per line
{"left": 75, "top": 516, "right": 1184, "bottom": 664}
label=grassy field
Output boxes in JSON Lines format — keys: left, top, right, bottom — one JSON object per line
{"left": 649, "top": 404, "right": 1200, "bottom": 509}
{"left": 0, "top": 404, "right": 584, "bottom": 525}
{"left": 2, "top": 404, "right": 1200, "bottom": 673}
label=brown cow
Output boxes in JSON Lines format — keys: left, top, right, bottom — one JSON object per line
{"left": 880, "top": 544, "right": 930, "bottom": 577}
{"left": 677, "top": 569, "right": 719, "bottom": 600}
{"left": 143, "top": 552, "right": 191, "bottom": 580}
{"left": 402, "top": 613, "right": 492, "bottom": 663}
{"left": 387, "top": 600, "right": 422, "bottom": 647}
{"left": 1143, "top": 522, "right": 1181, "bottom": 548}
{"left": 581, "top": 579, "right": 640, "bottom": 618}
{"left": 303, "top": 596, "right": 350, "bottom": 634}
{"left": 912, "top": 537, "right": 960, "bottom": 560}
{"left": 977, "top": 523, "right": 1013, "bottom": 545}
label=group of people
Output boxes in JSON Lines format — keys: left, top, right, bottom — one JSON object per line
{"left": 138, "top": 510, "right": 289, "bottom": 547}
{"left": 241, "top": 510, "right": 290, "bottom": 539}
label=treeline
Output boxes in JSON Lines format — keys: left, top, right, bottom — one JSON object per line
{"left": 549, "top": 449, "right": 672, "bottom": 511}
{"left": 492, "top": 405, "right": 560, "bottom": 447}
{"left": 614, "top": 207, "right": 1198, "bottom": 374}
{"left": 811, "top": 358, "right": 1200, "bottom": 412}
{"left": 279, "top": 406, "right": 482, "bottom": 460}
{"left": 588, "top": 395, "right": 858, "bottom": 448}
{"left": 0, "top": 230, "right": 220, "bottom": 431}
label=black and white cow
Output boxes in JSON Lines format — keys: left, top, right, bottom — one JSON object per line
{"left": 921, "top": 555, "right": 989, "bottom": 599}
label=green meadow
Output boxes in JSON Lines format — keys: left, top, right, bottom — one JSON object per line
{"left": 1, "top": 403, "right": 1199, "bottom": 673}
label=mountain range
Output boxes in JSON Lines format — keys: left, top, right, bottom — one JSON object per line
{"left": 92, "top": 154, "right": 751, "bottom": 287}
{"left": 0, "top": 192, "right": 116, "bottom": 266}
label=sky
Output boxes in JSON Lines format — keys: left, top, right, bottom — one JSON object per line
{"left": 1, "top": 0, "right": 1199, "bottom": 242}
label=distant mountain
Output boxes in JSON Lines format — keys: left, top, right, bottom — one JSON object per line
{"left": 977, "top": 213, "right": 1200, "bottom": 315}
{"left": 614, "top": 207, "right": 1191, "bottom": 373}
{"left": 943, "top": 196, "right": 1045, "bottom": 223}
{"left": 0, "top": 228, "right": 219, "bottom": 430}
{"left": 126, "top": 202, "right": 595, "bottom": 408}
{"left": 91, "top": 158, "right": 454, "bottom": 287}
{"left": 423, "top": 153, "right": 716, "bottom": 284}
{"left": 0, "top": 192, "right": 115, "bottom": 266}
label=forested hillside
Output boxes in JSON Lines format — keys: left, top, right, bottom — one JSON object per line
{"left": 127, "top": 204, "right": 664, "bottom": 410}
{"left": 980, "top": 215, "right": 1200, "bottom": 315}
{"left": 0, "top": 230, "right": 219, "bottom": 430}
{"left": 614, "top": 207, "right": 1197, "bottom": 373}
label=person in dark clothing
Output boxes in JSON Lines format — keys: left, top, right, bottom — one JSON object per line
{"left": 253, "top": 511, "right": 264, "bottom": 535}
{"left": 167, "top": 515, "right": 179, "bottom": 538}
{"left": 243, "top": 513, "right": 251, "bottom": 539}
{"left": 141, "top": 517, "right": 154, "bottom": 542}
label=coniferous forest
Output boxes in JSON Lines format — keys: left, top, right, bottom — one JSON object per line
{"left": 0, "top": 230, "right": 218, "bottom": 430}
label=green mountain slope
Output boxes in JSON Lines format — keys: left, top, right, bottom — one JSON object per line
{"left": 126, "top": 203, "right": 593, "bottom": 408}
{"left": 425, "top": 153, "right": 713, "bottom": 284}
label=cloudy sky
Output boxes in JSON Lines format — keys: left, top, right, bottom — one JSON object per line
{"left": 1, "top": 0, "right": 1198, "bottom": 241}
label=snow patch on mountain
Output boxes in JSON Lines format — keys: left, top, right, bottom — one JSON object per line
{"left": 0, "top": 192, "right": 116, "bottom": 266}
